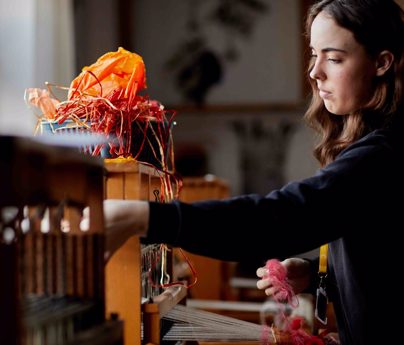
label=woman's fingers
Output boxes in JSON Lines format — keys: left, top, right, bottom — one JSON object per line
{"left": 257, "top": 267, "right": 274, "bottom": 295}
{"left": 257, "top": 265, "right": 287, "bottom": 299}
{"left": 265, "top": 286, "right": 277, "bottom": 296}
{"left": 257, "top": 278, "right": 271, "bottom": 289}
{"left": 256, "top": 266, "right": 268, "bottom": 278}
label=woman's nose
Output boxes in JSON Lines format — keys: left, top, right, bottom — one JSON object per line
{"left": 309, "top": 61, "right": 325, "bottom": 80}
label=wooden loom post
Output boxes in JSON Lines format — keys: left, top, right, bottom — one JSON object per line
{"left": 142, "top": 304, "right": 161, "bottom": 345}
{"left": 104, "top": 160, "right": 162, "bottom": 345}
{"left": 142, "top": 285, "right": 187, "bottom": 345}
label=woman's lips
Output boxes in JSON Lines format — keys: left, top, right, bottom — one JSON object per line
{"left": 319, "top": 90, "right": 331, "bottom": 99}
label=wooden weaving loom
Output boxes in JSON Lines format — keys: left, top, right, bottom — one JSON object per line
{"left": 104, "top": 167, "right": 278, "bottom": 345}
{"left": 104, "top": 159, "right": 187, "bottom": 345}
{"left": 0, "top": 135, "right": 123, "bottom": 345}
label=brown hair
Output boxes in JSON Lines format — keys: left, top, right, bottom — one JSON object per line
{"left": 304, "top": 0, "right": 404, "bottom": 166}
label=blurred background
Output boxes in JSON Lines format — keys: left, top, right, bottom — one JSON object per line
{"left": 0, "top": 0, "right": 325, "bottom": 197}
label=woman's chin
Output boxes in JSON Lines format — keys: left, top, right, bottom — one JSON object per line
{"left": 324, "top": 103, "right": 349, "bottom": 116}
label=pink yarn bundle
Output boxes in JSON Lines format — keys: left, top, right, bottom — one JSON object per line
{"left": 262, "top": 259, "right": 324, "bottom": 345}
{"left": 265, "top": 259, "right": 299, "bottom": 308}
{"left": 289, "top": 317, "right": 324, "bottom": 345}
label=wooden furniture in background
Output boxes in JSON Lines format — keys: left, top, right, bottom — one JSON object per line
{"left": 178, "top": 175, "right": 237, "bottom": 301}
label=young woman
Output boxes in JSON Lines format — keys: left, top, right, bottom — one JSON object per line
{"left": 99, "top": 1, "right": 404, "bottom": 344}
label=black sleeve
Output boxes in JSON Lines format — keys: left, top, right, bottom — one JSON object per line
{"left": 145, "top": 134, "right": 392, "bottom": 262}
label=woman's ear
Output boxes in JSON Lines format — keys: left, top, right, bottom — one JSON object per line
{"left": 376, "top": 50, "right": 394, "bottom": 76}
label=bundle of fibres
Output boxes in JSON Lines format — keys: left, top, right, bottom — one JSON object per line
{"left": 25, "top": 47, "right": 176, "bottom": 174}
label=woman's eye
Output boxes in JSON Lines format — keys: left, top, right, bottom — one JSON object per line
{"left": 328, "top": 58, "right": 341, "bottom": 64}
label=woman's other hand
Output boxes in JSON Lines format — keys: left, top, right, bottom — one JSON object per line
{"left": 256, "top": 258, "right": 311, "bottom": 300}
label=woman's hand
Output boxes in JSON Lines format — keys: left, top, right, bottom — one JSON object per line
{"left": 102, "top": 199, "right": 149, "bottom": 260}
{"left": 81, "top": 199, "right": 150, "bottom": 261}
{"left": 256, "top": 258, "right": 311, "bottom": 300}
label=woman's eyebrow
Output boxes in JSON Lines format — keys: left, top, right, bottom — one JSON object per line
{"left": 310, "top": 45, "right": 348, "bottom": 54}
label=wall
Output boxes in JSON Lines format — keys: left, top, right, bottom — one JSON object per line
{"left": 172, "top": 110, "right": 319, "bottom": 196}
{"left": 131, "top": 0, "right": 318, "bottom": 195}
{"left": 132, "top": 0, "right": 302, "bottom": 105}
{"left": 0, "top": 0, "right": 319, "bottom": 196}
{"left": 0, "top": 0, "right": 75, "bottom": 135}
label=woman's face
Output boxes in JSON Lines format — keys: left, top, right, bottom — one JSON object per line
{"left": 309, "top": 11, "right": 378, "bottom": 115}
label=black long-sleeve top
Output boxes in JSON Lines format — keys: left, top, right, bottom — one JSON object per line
{"left": 145, "top": 127, "right": 404, "bottom": 345}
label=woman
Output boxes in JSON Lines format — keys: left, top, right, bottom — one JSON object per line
{"left": 99, "top": 1, "right": 404, "bottom": 344}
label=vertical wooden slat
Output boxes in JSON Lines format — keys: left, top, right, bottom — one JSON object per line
{"left": 105, "top": 161, "right": 145, "bottom": 345}
{"left": 18, "top": 210, "right": 26, "bottom": 298}
{"left": 82, "top": 234, "right": 89, "bottom": 297}
{"left": 141, "top": 172, "right": 150, "bottom": 200}
{"left": 67, "top": 206, "right": 85, "bottom": 297}
{"left": 45, "top": 233, "right": 53, "bottom": 294}
{"left": 124, "top": 172, "right": 141, "bottom": 199}
{"left": 72, "top": 235, "right": 78, "bottom": 295}
{"left": 49, "top": 207, "right": 59, "bottom": 294}
{"left": 65, "top": 234, "right": 74, "bottom": 296}
{"left": 56, "top": 232, "right": 65, "bottom": 295}
{"left": 50, "top": 234, "right": 58, "bottom": 294}
{"left": 36, "top": 233, "right": 44, "bottom": 295}
{"left": 24, "top": 232, "right": 34, "bottom": 294}
{"left": 87, "top": 165, "right": 105, "bottom": 320}
{"left": 105, "top": 173, "right": 124, "bottom": 199}
{"left": 92, "top": 233, "right": 104, "bottom": 307}
{"left": 0, "top": 242, "right": 21, "bottom": 345}
{"left": 75, "top": 234, "right": 85, "bottom": 297}
{"left": 85, "top": 233, "right": 94, "bottom": 298}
